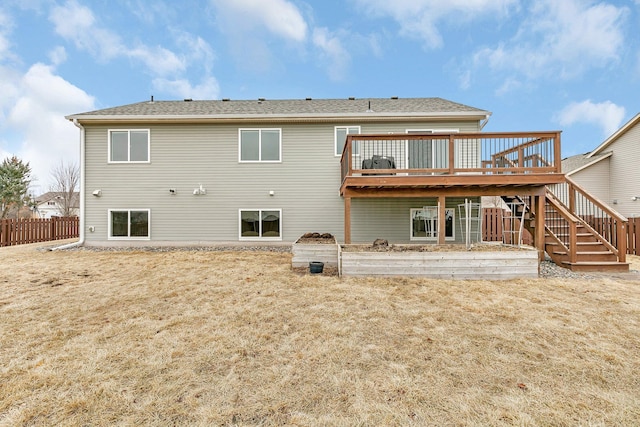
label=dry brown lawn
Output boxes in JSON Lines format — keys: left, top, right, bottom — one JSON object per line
{"left": 1, "top": 241, "right": 639, "bottom": 426}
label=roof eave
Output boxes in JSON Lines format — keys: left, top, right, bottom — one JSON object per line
{"left": 566, "top": 151, "right": 613, "bottom": 176}
{"left": 588, "top": 112, "right": 640, "bottom": 158}
{"left": 66, "top": 111, "right": 492, "bottom": 124}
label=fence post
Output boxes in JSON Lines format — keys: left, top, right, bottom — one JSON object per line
{"left": 1, "top": 219, "right": 8, "bottom": 247}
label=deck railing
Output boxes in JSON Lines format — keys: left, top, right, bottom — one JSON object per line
{"left": 340, "top": 131, "right": 561, "bottom": 184}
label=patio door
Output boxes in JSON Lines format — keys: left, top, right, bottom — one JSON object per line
{"left": 407, "top": 130, "right": 448, "bottom": 172}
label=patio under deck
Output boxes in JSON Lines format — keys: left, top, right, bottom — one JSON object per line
{"left": 339, "top": 131, "right": 565, "bottom": 251}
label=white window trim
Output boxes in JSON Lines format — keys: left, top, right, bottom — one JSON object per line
{"left": 410, "top": 207, "right": 455, "bottom": 241}
{"left": 108, "top": 129, "right": 151, "bottom": 163}
{"left": 108, "top": 209, "right": 151, "bottom": 240}
{"left": 238, "top": 208, "right": 283, "bottom": 241}
{"left": 238, "top": 128, "right": 282, "bottom": 163}
{"left": 335, "top": 126, "right": 361, "bottom": 157}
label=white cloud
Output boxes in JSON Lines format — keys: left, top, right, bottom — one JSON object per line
{"left": 312, "top": 27, "right": 351, "bottom": 81}
{"left": 210, "top": 0, "right": 307, "bottom": 42}
{"left": 209, "top": 0, "right": 309, "bottom": 74}
{"left": 0, "top": 10, "right": 14, "bottom": 61}
{"left": 353, "top": 0, "right": 517, "bottom": 49}
{"left": 4, "top": 63, "right": 94, "bottom": 192}
{"left": 557, "top": 100, "right": 626, "bottom": 137}
{"left": 474, "top": 0, "right": 626, "bottom": 81}
{"left": 48, "top": 46, "right": 67, "bottom": 66}
{"left": 152, "top": 76, "right": 220, "bottom": 100}
{"left": 49, "top": 0, "right": 213, "bottom": 80}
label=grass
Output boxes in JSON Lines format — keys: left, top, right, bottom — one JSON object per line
{"left": 1, "top": 241, "right": 639, "bottom": 426}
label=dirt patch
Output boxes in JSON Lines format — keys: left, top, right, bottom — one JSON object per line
{"left": 341, "top": 243, "right": 531, "bottom": 252}
{"left": 295, "top": 232, "right": 336, "bottom": 244}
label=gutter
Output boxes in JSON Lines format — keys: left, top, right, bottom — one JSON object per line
{"left": 51, "top": 118, "right": 85, "bottom": 250}
{"left": 65, "top": 111, "right": 492, "bottom": 123}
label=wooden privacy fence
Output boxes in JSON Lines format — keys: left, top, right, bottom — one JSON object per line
{"left": 482, "top": 208, "right": 533, "bottom": 245}
{"left": 0, "top": 217, "right": 79, "bottom": 247}
{"left": 627, "top": 217, "right": 640, "bottom": 256}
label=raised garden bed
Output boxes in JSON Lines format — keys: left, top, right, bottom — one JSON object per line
{"left": 291, "top": 233, "right": 339, "bottom": 268}
{"left": 340, "top": 243, "right": 538, "bottom": 279}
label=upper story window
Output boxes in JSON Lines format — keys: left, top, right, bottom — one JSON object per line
{"left": 239, "top": 129, "right": 281, "bottom": 162}
{"left": 109, "top": 130, "right": 150, "bottom": 163}
{"left": 335, "top": 126, "right": 360, "bottom": 156}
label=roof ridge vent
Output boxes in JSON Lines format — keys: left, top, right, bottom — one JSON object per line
{"left": 184, "top": 98, "right": 192, "bottom": 102}
{"left": 222, "top": 98, "right": 230, "bottom": 101}
{"left": 348, "top": 97, "right": 355, "bottom": 100}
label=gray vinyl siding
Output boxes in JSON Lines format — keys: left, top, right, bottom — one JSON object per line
{"left": 83, "top": 119, "right": 482, "bottom": 244}
{"left": 607, "top": 124, "right": 640, "bottom": 217}
{"left": 350, "top": 197, "right": 481, "bottom": 244}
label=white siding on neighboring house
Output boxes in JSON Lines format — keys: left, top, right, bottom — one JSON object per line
{"left": 569, "top": 157, "right": 610, "bottom": 207}
{"left": 606, "top": 123, "right": 640, "bottom": 217}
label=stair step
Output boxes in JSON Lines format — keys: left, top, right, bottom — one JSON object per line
{"left": 552, "top": 251, "right": 618, "bottom": 262}
{"left": 560, "top": 261, "right": 630, "bottom": 273}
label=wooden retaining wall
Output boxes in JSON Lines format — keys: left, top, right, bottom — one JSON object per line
{"left": 340, "top": 249, "right": 538, "bottom": 279}
{"left": 291, "top": 242, "right": 339, "bottom": 267}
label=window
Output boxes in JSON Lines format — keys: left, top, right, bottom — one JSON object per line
{"left": 335, "top": 126, "right": 360, "bottom": 156}
{"left": 109, "top": 130, "right": 150, "bottom": 163}
{"left": 109, "top": 209, "right": 150, "bottom": 239}
{"left": 239, "top": 129, "right": 281, "bottom": 162}
{"left": 410, "top": 207, "right": 454, "bottom": 241}
{"left": 239, "top": 209, "right": 281, "bottom": 240}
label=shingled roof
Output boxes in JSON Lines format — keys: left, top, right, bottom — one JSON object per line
{"left": 562, "top": 151, "right": 612, "bottom": 175}
{"left": 67, "top": 97, "right": 490, "bottom": 122}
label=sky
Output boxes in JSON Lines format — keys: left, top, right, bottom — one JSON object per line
{"left": 1, "top": 0, "right": 639, "bottom": 193}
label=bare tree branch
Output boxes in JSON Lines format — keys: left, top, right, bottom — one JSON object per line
{"left": 49, "top": 161, "right": 79, "bottom": 217}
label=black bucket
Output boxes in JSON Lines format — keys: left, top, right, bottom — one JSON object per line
{"left": 309, "top": 261, "right": 324, "bottom": 274}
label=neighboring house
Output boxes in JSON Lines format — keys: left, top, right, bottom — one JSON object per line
{"left": 34, "top": 192, "right": 79, "bottom": 218}
{"left": 561, "top": 112, "right": 640, "bottom": 218}
{"left": 66, "top": 97, "right": 565, "bottom": 253}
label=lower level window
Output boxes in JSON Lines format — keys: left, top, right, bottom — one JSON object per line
{"left": 109, "top": 209, "right": 150, "bottom": 239}
{"left": 411, "top": 207, "right": 454, "bottom": 240}
{"left": 240, "top": 209, "right": 281, "bottom": 240}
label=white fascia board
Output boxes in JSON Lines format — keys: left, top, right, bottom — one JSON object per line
{"left": 66, "top": 111, "right": 491, "bottom": 123}
{"left": 588, "top": 112, "right": 640, "bottom": 158}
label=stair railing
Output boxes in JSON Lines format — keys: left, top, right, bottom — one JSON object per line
{"left": 547, "top": 177, "right": 627, "bottom": 263}
{"left": 544, "top": 191, "right": 580, "bottom": 264}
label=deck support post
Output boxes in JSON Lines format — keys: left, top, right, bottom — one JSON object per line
{"left": 535, "top": 194, "right": 546, "bottom": 261}
{"left": 344, "top": 197, "right": 351, "bottom": 244}
{"left": 438, "top": 195, "right": 446, "bottom": 245}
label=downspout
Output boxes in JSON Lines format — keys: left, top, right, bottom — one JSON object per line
{"left": 51, "top": 118, "right": 85, "bottom": 250}
{"left": 480, "top": 113, "right": 491, "bottom": 130}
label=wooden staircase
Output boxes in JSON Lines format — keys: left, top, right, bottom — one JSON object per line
{"left": 501, "top": 179, "right": 629, "bottom": 273}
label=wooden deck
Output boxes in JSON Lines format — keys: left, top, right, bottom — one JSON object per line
{"left": 340, "top": 131, "right": 564, "bottom": 197}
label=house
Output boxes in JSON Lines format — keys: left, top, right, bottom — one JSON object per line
{"left": 34, "top": 192, "right": 79, "bottom": 218}
{"left": 66, "top": 97, "right": 627, "bottom": 272}
{"left": 562, "top": 112, "right": 640, "bottom": 218}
